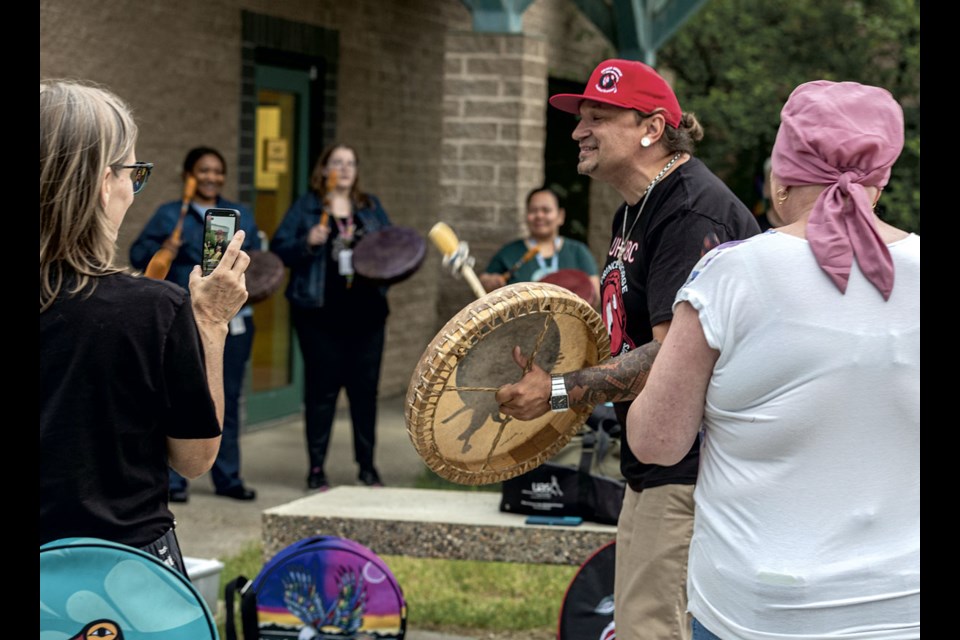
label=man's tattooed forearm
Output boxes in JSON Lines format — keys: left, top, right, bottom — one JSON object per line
{"left": 566, "top": 340, "right": 661, "bottom": 406}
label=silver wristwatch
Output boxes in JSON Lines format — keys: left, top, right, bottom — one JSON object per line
{"left": 549, "top": 375, "right": 570, "bottom": 412}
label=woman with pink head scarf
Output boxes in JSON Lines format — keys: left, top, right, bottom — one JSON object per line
{"left": 626, "top": 81, "right": 920, "bottom": 639}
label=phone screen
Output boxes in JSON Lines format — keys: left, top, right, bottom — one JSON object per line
{"left": 202, "top": 208, "right": 240, "bottom": 276}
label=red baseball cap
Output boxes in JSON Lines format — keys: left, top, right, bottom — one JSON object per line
{"left": 549, "top": 59, "right": 683, "bottom": 128}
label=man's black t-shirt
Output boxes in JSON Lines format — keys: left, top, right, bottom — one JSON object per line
{"left": 40, "top": 273, "right": 220, "bottom": 547}
{"left": 600, "top": 157, "right": 760, "bottom": 491}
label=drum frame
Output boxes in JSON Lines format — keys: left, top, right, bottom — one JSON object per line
{"left": 406, "top": 282, "right": 610, "bottom": 485}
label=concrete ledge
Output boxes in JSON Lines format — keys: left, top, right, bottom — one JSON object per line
{"left": 262, "top": 487, "right": 616, "bottom": 566}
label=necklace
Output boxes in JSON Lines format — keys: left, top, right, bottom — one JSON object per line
{"left": 616, "top": 152, "right": 682, "bottom": 260}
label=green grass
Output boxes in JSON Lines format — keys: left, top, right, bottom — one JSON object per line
{"left": 219, "top": 540, "right": 264, "bottom": 592}
{"left": 385, "top": 555, "right": 575, "bottom": 632}
{"left": 219, "top": 542, "right": 575, "bottom": 633}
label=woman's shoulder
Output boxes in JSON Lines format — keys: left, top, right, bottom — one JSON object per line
{"left": 561, "top": 237, "right": 591, "bottom": 252}
{"left": 107, "top": 272, "right": 189, "bottom": 307}
{"left": 495, "top": 238, "right": 528, "bottom": 254}
{"left": 217, "top": 196, "right": 252, "bottom": 216}
{"left": 685, "top": 231, "right": 775, "bottom": 281}
{"left": 291, "top": 190, "right": 321, "bottom": 209}
{"left": 357, "top": 193, "right": 390, "bottom": 223}
{"left": 358, "top": 193, "right": 385, "bottom": 213}
{"left": 150, "top": 200, "right": 184, "bottom": 218}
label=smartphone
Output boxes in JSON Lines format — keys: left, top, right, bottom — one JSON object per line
{"left": 524, "top": 515, "right": 583, "bottom": 527}
{"left": 202, "top": 208, "right": 240, "bottom": 276}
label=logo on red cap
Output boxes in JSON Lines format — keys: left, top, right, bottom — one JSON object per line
{"left": 595, "top": 66, "right": 622, "bottom": 94}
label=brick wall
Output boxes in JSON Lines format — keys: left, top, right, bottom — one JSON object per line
{"left": 437, "top": 32, "right": 548, "bottom": 325}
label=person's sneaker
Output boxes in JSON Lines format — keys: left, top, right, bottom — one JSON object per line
{"left": 215, "top": 484, "right": 257, "bottom": 501}
{"left": 307, "top": 468, "right": 329, "bottom": 491}
{"left": 358, "top": 468, "right": 384, "bottom": 487}
{"left": 169, "top": 488, "right": 189, "bottom": 503}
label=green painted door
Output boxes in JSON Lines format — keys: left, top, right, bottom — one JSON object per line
{"left": 245, "top": 65, "right": 311, "bottom": 424}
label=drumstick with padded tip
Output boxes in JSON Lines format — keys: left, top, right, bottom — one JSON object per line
{"left": 144, "top": 175, "right": 197, "bottom": 280}
{"left": 319, "top": 169, "right": 339, "bottom": 229}
{"left": 428, "top": 222, "right": 487, "bottom": 299}
{"left": 501, "top": 245, "right": 539, "bottom": 281}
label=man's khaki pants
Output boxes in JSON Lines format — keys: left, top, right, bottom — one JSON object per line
{"left": 614, "top": 483, "right": 695, "bottom": 640}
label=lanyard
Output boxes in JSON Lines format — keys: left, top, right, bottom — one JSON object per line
{"left": 532, "top": 237, "right": 561, "bottom": 274}
{"left": 333, "top": 213, "right": 355, "bottom": 241}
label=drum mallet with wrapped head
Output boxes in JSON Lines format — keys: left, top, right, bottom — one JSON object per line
{"left": 428, "top": 222, "right": 487, "bottom": 299}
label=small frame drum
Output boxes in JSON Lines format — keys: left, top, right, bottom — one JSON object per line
{"left": 406, "top": 282, "right": 610, "bottom": 485}
{"left": 245, "top": 250, "right": 286, "bottom": 304}
{"left": 352, "top": 226, "right": 426, "bottom": 285}
{"left": 539, "top": 268, "right": 597, "bottom": 306}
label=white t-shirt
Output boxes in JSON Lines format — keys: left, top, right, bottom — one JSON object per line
{"left": 677, "top": 231, "right": 920, "bottom": 639}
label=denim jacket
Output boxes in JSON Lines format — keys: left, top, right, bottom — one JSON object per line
{"left": 271, "top": 191, "right": 391, "bottom": 309}
{"left": 130, "top": 197, "right": 260, "bottom": 289}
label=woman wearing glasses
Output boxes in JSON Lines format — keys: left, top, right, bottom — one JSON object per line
{"left": 130, "top": 147, "right": 261, "bottom": 504}
{"left": 272, "top": 143, "right": 392, "bottom": 491}
{"left": 40, "top": 81, "right": 250, "bottom": 572}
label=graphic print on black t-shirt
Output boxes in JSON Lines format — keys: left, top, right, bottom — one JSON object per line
{"left": 600, "top": 260, "right": 635, "bottom": 356}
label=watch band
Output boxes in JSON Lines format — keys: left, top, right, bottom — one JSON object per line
{"left": 550, "top": 374, "right": 569, "bottom": 412}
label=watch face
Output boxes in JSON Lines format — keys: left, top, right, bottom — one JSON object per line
{"left": 550, "top": 395, "right": 569, "bottom": 411}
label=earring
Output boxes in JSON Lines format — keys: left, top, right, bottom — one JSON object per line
{"left": 776, "top": 187, "right": 788, "bottom": 206}
{"left": 640, "top": 137, "right": 652, "bottom": 148}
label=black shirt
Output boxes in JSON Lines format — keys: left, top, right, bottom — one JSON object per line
{"left": 40, "top": 273, "right": 220, "bottom": 547}
{"left": 600, "top": 158, "right": 760, "bottom": 490}
{"left": 317, "top": 214, "right": 390, "bottom": 331}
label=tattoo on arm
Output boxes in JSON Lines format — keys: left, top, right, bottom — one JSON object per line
{"left": 565, "top": 340, "right": 661, "bottom": 407}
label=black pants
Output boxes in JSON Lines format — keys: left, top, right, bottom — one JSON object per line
{"left": 139, "top": 527, "right": 187, "bottom": 576}
{"left": 292, "top": 308, "right": 385, "bottom": 473}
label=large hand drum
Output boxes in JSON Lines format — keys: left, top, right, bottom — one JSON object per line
{"left": 406, "top": 282, "right": 610, "bottom": 485}
{"left": 353, "top": 226, "right": 426, "bottom": 285}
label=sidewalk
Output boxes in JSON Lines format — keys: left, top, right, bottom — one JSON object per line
{"left": 171, "top": 395, "right": 425, "bottom": 560}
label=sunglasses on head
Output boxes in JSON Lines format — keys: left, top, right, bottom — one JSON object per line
{"left": 112, "top": 161, "right": 154, "bottom": 195}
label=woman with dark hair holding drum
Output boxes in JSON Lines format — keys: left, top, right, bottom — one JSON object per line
{"left": 272, "top": 143, "right": 392, "bottom": 491}
{"left": 40, "top": 81, "right": 249, "bottom": 571}
{"left": 131, "top": 146, "right": 260, "bottom": 503}
{"left": 479, "top": 186, "right": 600, "bottom": 305}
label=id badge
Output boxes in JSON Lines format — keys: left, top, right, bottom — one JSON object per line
{"left": 338, "top": 248, "right": 354, "bottom": 276}
{"left": 229, "top": 315, "right": 247, "bottom": 336}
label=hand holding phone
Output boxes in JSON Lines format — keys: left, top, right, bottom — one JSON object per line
{"left": 202, "top": 208, "right": 241, "bottom": 276}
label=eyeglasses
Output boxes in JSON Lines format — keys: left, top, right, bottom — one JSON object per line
{"left": 112, "top": 162, "right": 154, "bottom": 195}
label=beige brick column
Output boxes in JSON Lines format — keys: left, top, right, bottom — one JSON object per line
{"left": 437, "top": 31, "right": 548, "bottom": 325}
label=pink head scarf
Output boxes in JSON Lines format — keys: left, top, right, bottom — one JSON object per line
{"left": 771, "top": 81, "right": 905, "bottom": 300}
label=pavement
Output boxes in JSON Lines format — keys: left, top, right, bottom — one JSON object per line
{"left": 169, "top": 395, "right": 487, "bottom": 640}
{"left": 171, "top": 395, "right": 424, "bottom": 560}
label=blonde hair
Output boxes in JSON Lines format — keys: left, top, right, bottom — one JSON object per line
{"left": 40, "top": 81, "right": 138, "bottom": 312}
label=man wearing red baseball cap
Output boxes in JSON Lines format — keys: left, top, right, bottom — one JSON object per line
{"left": 498, "top": 59, "right": 759, "bottom": 639}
